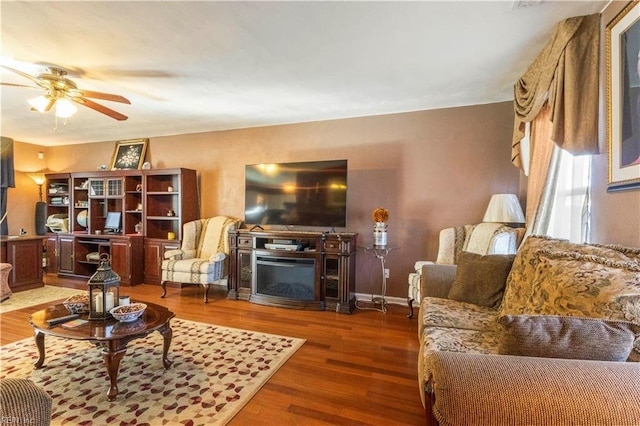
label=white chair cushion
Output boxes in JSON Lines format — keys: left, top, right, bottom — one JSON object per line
{"left": 162, "top": 258, "right": 224, "bottom": 285}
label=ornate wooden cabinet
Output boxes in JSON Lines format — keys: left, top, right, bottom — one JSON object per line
{"left": 44, "top": 168, "right": 198, "bottom": 285}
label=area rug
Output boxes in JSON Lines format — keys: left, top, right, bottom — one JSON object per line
{"left": 0, "top": 318, "right": 305, "bottom": 425}
{"left": 0, "top": 286, "right": 84, "bottom": 314}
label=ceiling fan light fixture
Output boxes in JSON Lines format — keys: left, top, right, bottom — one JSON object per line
{"left": 27, "top": 95, "right": 50, "bottom": 113}
{"left": 55, "top": 98, "right": 77, "bottom": 118}
{"left": 3, "top": 64, "right": 129, "bottom": 121}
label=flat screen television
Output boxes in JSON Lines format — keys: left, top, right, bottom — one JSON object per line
{"left": 245, "top": 160, "right": 348, "bottom": 228}
{"left": 104, "top": 211, "right": 121, "bottom": 233}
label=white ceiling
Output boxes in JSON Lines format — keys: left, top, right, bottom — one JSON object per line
{"left": 0, "top": 1, "right": 607, "bottom": 147}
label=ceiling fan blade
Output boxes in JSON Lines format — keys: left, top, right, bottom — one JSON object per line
{"left": 72, "top": 97, "right": 128, "bottom": 121}
{"left": 68, "top": 89, "right": 131, "bottom": 104}
{"left": 1, "top": 65, "right": 50, "bottom": 89}
{"left": 1, "top": 82, "right": 38, "bottom": 89}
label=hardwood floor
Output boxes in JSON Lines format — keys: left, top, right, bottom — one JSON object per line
{"left": 0, "top": 275, "right": 426, "bottom": 425}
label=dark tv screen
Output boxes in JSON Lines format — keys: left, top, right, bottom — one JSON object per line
{"left": 245, "top": 160, "right": 348, "bottom": 228}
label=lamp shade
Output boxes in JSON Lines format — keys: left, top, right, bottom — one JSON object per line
{"left": 27, "top": 96, "right": 51, "bottom": 113}
{"left": 483, "top": 194, "right": 525, "bottom": 224}
{"left": 55, "top": 99, "right": 77, "bottom": 118}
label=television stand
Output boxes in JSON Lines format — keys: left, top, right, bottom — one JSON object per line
{"left": 228, "top": 229, "right": 357, "bottom": 314}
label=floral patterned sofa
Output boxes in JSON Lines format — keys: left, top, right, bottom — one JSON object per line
{"left": 418, "top": 235, "right": 640, "bottom": 425}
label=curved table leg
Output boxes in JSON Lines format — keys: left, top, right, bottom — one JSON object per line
{"left": 33, "top": 329, "right": 46, "bottom": 368}
{"left": 161, "top": 280, "right": 167, "bottom": 298}
{"left": 102, "top": 340, "right": 127, "bottom": 401}
{"left": 407, "top": 297, "right": 414, "bottom": 319}
{"left": 158, "top": 323, "right": 173, "bottom": 369}
{"left": 203, "top": 284, "right": 210, "bottom": 303}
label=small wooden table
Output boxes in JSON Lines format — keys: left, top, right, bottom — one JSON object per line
{"left": 29, "top": 301, "right": 175, "bottom": 401}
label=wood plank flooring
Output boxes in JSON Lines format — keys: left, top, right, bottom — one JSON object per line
{"left": 0, "top": 275, "right": 426, "bottom": 425}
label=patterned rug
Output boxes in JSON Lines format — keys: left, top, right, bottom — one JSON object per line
{"left": 0, "top": 318, "right": 305, "bottom": 425}
{"left": 0, "top": 286, "right": 84, "bottom": 314}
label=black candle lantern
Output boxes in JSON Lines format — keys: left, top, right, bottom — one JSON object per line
{"left": 87, "top": 254, "right": 120, "bottom": 320}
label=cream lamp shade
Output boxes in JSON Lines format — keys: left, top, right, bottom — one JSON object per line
{"left": 483, "top": 194, "right": 525, "bottom": 224}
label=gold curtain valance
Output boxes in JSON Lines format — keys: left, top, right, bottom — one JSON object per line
{"left": 512, "top": 13, "right": 601, "bottom": 169}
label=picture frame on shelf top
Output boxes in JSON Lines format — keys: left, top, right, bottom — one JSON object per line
{"left": 110, "top": 139, "right": 149, "bottom": 171}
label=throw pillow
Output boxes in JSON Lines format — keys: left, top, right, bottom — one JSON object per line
{"left": 525, "top": 250, "right": 640, "bottom": 321}
{"left": 499, "top": 235, "right": 640, "bottom": 317}
{"left": 498, "top": 314, "right": 639, "bottom": 361}
{"left": 447, "top": 251, "right": 515, "bottom": 308}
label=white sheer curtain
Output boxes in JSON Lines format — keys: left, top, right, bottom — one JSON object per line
{"left": 543, "top": 148, "right": 591, "bottom": 243}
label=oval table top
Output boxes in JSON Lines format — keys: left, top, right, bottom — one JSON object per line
{"left": 29, "top": 301, "right": 175, "bottom": 341}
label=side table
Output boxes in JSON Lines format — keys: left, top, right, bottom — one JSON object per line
{"left": 358, "top": 246, "right": 397, "bottom": 313}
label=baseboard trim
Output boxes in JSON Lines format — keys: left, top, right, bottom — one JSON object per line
{"left": 355, "top": 292, "right": 408, "bottom": 307}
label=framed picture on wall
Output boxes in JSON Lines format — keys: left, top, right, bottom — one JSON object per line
{"left": 606, "top": 0, "right": 640, "bottom": 192}
{"left": 110, "top": 139, "right": 149, "bottom": 170}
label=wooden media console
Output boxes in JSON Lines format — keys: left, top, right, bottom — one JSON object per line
{"left": 228, "top": 229, "right": 357, "bottom": 314}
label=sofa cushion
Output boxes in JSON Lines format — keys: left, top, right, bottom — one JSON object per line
{"left": 498, "top": 315, "right": 639, "bottom": 362}
{"left": 448, "top": 251, "right": 515, "bottom": 308}
{"left": 499, "top": 236, "right": 640, "bottom": 317}
{"left": 422, "top": 326, "right": 501, "bottom": 356}
{"left": 419, "top": 326, "right": 502, "bottom": 400}
{"left": 524, "top": 250, "right": 640, "bottom": 321}
{"left": 418, "top": 297, "right": 499, "bottom": 341}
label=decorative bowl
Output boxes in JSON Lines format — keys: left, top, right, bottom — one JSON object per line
{"left": 63, "top": 294, "right": 90, "bottom": 314}
{"left": 110, "top": 303, "right": 147, "bottom": 322}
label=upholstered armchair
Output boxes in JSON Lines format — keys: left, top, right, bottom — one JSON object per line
{"left": 407, "top": 223, "right": 525, "bottom": 318}
{"left": 0, "top": 263, "right": 12, "bottom": 302}
{"left": 161, "top": 216, "right": 241, "bottom": 303}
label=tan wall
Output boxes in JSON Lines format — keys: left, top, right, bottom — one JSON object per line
{"left": 6, "top": 142, "right": 47, "bottom": 235}
{"left": 9, "top": 102, "right": 519, "bottom": 297}
{"left": 590, "top": 1, "right": 640, "bottom": 247}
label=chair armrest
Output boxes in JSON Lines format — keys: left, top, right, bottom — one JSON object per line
{"left": 425, "top": 352, "right": 640, "bottom": 425}
{"left": 209, "top": 252, "right": 226, "bottom": 262}
{"left": 164, "top": 249, "right": 197, "bottom": 260}
{"left": 414, "top": 260, "right": 434, "bottom": 273}
{"left": 420, "top": 264, "right": 457, "bottom": 299}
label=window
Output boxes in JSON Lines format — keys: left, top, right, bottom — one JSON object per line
{"left": 544, "top": 148, "right": 591, "bottom": 243}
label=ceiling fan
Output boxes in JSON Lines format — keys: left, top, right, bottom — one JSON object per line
{"left": 1, "top": 65, "right": 131, "bottom": 121}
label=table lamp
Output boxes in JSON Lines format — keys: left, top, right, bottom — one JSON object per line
{"left": 483, "top": 194, "right": 525, "bottom": 226}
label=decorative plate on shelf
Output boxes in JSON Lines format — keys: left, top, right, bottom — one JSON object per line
{"left": 77, "top": 210, "right": 88, "bottom": 227}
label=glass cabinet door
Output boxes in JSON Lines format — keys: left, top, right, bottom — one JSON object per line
{"left": 239, "top": 250, "right": 252, "bottom": 290}
{"left": 106, "top": 178, "right": 123, "bottom": 197}
{"left": 89, "top": 179, "right": 104, "bottom": 198}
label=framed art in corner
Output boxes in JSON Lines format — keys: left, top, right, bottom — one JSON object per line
{"left": 606, "top": 0, "right": 640, "bottom": 192}
{"left": 110, "top": 139, "right": 148, "bottom": 170}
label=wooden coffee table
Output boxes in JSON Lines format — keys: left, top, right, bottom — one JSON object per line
{"left": 29, "top": 301, "right": 175, "bottom": 401}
